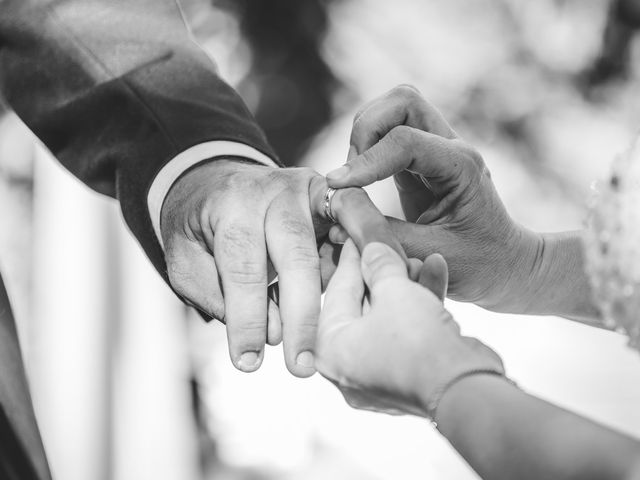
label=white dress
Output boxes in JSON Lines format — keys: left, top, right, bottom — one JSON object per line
{"left": 585, "top": 136, "right": 640, "bottom": 350}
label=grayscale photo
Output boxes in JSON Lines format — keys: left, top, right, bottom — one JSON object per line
{"left": 1, "top": 0, "right": 639, "bottom": 479}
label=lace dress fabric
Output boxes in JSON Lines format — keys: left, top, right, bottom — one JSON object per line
{"left": 585, "top": 137, "right": 640, "bottom": 350}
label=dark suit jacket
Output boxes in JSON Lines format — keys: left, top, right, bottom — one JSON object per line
{"left": 0, "top": 1, "right": 276, "bottom": 478}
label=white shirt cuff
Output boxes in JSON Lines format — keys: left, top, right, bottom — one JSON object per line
{"left": 147, "top": 141, "right": 279, "bottom": 249}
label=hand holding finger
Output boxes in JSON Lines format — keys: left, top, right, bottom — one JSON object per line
{"left": 309, "top": 175, "right": 407, "bottom": 262}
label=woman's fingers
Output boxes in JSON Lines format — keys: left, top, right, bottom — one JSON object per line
{"left": 327, "top": 127, "right": 467, "bottom": 194}
{"left": 350, "top": 85, "right": 457, "bottom": 154}
{"left": 418, "top": 254, "right": 449, "bottom": 302}
{"left": 267, "top": 298, "right": 282, "bottom": 346}
{"left": 319, "top": 239, "right": 364, "bottom": 331}
{"left": 360, "top": 242, "right": 409, "bottom": 299}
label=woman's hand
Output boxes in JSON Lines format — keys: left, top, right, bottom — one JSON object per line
{"left": 314, "top": 239, "right": 503, "bottom": 417}
{"left": 326, "top": 85, "right": 544, "bottom": 312}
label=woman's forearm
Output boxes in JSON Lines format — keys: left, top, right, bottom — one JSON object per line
{"left": 492, "top": 230, "right": 602, "bottom": 325}
{"left": 432, "top": 374, "right": 640, "bottom": 480}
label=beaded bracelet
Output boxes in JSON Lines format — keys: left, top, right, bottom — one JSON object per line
{"left": 427, "top": 368, "right": 515, "bottom": 428}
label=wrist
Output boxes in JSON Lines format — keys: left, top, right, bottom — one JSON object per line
{"left": 434, "top": 372, "right": 515, "bottom": 434}
{"left": 518, "top": 231, "right": 601, "bottom": 321}
{"left": 475, "top": 225, "right": 544, "bottom": 313}
{"left": 413, "top": 336, "right": 506, "bottom": 420}
{"left": 476, "top": 228, "right": 601, "bottom": 322}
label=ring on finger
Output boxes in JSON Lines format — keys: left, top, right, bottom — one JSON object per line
{"left": 323, "top": 187, "right": 338, "bottom": 224}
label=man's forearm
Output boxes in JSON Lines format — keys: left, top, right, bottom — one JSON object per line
{"left": 434, "top": 374, "right": 640, "bottom": 480}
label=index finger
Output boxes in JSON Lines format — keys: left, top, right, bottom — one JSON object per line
{"left": 328, "top": 127, "right": 467, "bottom": 195}
{"left": 351, "top": 85, "right": 457, "bottom": 154}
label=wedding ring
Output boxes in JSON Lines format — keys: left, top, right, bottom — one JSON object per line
{"left": 323, "top": 187, "right": 338, "bottom": 223}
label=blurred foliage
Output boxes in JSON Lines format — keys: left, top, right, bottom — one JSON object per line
{"left": 213, "top": 0, "right": 340, "bottom": 166}
{"left": 583, "top": 0, "right": 640, "bottom": 89}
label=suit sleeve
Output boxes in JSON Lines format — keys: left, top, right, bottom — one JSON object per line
{"left": 0, "top": 0, "right": 278, "bottom": 278}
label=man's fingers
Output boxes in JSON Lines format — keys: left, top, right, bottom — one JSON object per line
{"left": 165, "top": 239, "right": 225, "bottom": 320}
{"left": 418, "top": 254, "right": 449, "bottom": 302}
{"left": 266, "top": 193, "right": 321, "bottom": 378}
{"left": 320, "top": 239, "right": 364, "bottom": 331}
{"left": 213, "top": 216, "right": 269, "bottom": 373}
{"left": 267, "top": 298, "right": 282, "bottom": 346}
{"left": 328, "top": 224, "right": 348, "bottom": 244}
{"left": 331, "top": 187, "right": 408, "bottom": 264}
{"left": 350, "top": 84, "right": 457, "bottom": 154}
{"left": 309, "top": 176, "right": 407, "bottom": 263}
{"left": 318, "top": 240, "right": 341, "bottom": 292}
{"left": 360, "top": 242, "right": 408, "bottom": 299}
{"left": 408, "top": 258, "right": 424, "bottom": 282}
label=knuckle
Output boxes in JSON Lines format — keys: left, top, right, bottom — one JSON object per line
{"left": 220, "top": 223, "right": 260, "bottom": 253}
{"left": 220, "top": 169, "right": 264, "bottom": 194}
{"left": 279, "top": 211, "right": 314, "bottom": 238}
{"left": 285, "top": 244, "right": 320, "bottom": 269}
{"left": 360, "top": 148, "right": 377, "bottom": 167}
{"left": 387, "top": 125, "right": 413, "bottom": 146}
{"left": 294, "top": 315, "right": 319, "bottom": 331}
{"left": 353, "top": 103, "right": 371, "bottom": 126}
{"left": 331, "top": 186, "right": 366, "bottom": 212}
{"left": 224, "top": 263, "right": 267, "bottom": 286}
{"left": 267, "top": 167, "right": 313, "bottom": 192}
{"left": 265, "top": 169, "right": 292, "bottom": 191}
{"left": 459, "top": 141, "right": 489, "bottom": 178}
{"left": 391, "top": 84, "right": 421, "bottom": 100}
{"left": 229, "top": 318, "right": 266, "bottom": 336}
{"left": 294, "top": 166, "right": 319, "bottom": 181}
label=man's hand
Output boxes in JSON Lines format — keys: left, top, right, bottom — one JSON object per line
{"left": 327, "top": 85, "right": 544, "bottom": 313}
{"left": 161, "top": 160, "right": 324, "bottom": 376}
{"left": 160, "top": 159, "right": 406, "bottom": 377}
{"left": 315, "top": 240, "right": 503, "bottom": 417}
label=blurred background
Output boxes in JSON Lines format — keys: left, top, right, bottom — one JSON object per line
{"left": 1, "top": 0, "right": 640, "bottom": 478}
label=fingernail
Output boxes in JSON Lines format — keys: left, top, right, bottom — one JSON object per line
{"left": 296, "top": 351, "right": 315, "bottom": 369}
{"left": 326, "top": 165, "right": 349, "bottom": 181}
{"left": 361, "top": 242, "right": 392, "bottom": 266}
{"left": 238, "top": 351, "right": 261, "bottom": 370}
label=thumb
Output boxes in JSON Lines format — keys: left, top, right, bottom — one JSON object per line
{"left": 418, "top": 254, "right": 448, "bottom": 301}
{"left": 361, "top": 242, "right": 408, "bottom": 294}
{"left": 385, "top": 217, "right": 449, "bottom": 260}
